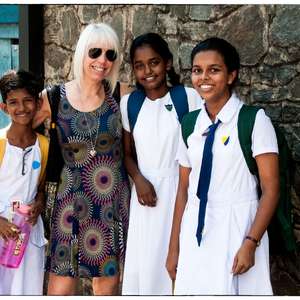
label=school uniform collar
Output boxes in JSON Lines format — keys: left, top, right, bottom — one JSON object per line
{"left": 216, "top": 92, "right": 241, "bottom": 124}
{"left": 197, "top": 93, "right": 241, "bottom": 134}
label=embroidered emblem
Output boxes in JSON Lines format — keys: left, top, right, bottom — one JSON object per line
{"left": 222, "top": 136, "right": 230, "bottom": 146}
{"left": 165, "top": 104, "right": 173, "bottom": 111}
{"left": 32, "top": 161, "right": 41, "bottom": 169}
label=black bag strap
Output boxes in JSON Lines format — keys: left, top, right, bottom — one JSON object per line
{"left": 45, "top": 85, "right": 64, "bottom": 182}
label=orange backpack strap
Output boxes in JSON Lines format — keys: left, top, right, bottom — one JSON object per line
{"left": 0, "top": 128, "right": 8, "bottom": 167}
{"left": 37, "top": 133, "right": 49, "bottom": 185}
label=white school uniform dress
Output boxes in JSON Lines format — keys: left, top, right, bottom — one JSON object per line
{"left": 120, "top": 87, "right": 201, "bottom": 295}
{"left": 0, "top": 138, "right": 46, "bottom": 295}
{"left": 175, "top": 93, "right": 278, "bottom": 295}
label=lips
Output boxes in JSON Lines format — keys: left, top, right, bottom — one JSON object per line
{"left": 200, "top": 84, "right": 214, "bottom": 91}
{"left": 91, "top": 65, "right": 105, "bottom": 73}
{"left": 143, "top": 76, "right": 156, "bottom": 82}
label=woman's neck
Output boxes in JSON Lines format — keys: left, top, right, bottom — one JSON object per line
{"left": 7, "top": 123, "right": 36, "bottom": 149}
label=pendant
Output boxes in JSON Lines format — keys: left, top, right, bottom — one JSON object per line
{"left": 89, "top": 149, "right": 97, "bottom": 157}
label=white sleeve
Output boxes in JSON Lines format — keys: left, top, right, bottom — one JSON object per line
{"left": 176, "top": 130, "right": 191, "bottom": 168}
{"left": 185, "top": 87, "right": 203, "bottom": 112}
{"left": 251, "top": 109, "right": 279, "bottom": 157}
{"left": 120, "top": 93, "right": 131, "bottom": 133}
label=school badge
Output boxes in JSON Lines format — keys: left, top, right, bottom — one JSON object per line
{"left": 165, "top": 104, "right": 173, "bottom": 111}
{"left": 222, "top": 135, "right": 230, "bottom": 145}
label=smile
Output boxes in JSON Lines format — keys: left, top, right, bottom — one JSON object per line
{"left": 144, "top": 76, "right": 156, "bottom": 82}
{"left": 92, "top": 65, "right": 105, "bottom": 72}
{"left": 200, "top": 84, "right": 213, "bottom": 91}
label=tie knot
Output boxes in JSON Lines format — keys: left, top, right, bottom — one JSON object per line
{"left": 208, "top": 119, "right": 221, "bottom": 131}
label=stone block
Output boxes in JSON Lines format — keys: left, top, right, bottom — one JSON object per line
{"left": 179, "top": 43, "right": 194, "bottom": 70}
{"left": 132, "top": 8, "right": 158, "bottom": 36}
{"left": 270, "top": 5, "right": 300, "bottom": 47}
{"left": 188, "top": 5, "right": 213, "bottom": 21}
{"left": 61, "top": 9, "right": 81, "bottom": 50}
{"left": 218, "top": 5, "right": 267, "bottom": 66}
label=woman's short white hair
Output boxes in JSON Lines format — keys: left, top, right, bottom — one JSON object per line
{"left": 73, "top": 23, "right": 121, "bottom": 92}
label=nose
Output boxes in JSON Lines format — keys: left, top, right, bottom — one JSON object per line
{"left": 145, "top": 63, "right": 152, "bottom": 75}
{"left": 17, "top": 101, "right": 25, "bottom": 111}
{"left": 201, "top": 69, "right": 209, "bottom": 80}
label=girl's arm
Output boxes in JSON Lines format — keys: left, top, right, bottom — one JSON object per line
{"left": 32, "top": 89, "right": 51, "bottom": 129}
{"left": 232, "top": 152, "right": 279, "bottom": 275}
{"left": 123, "top": 129, "right": 157, "bottom": 206}
{"left": 166, "top": 165, "right": 190, "bottom": 281}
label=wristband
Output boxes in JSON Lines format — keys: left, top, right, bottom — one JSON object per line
{"left": 245, "top": 235, "right": 260, "bottom": 247}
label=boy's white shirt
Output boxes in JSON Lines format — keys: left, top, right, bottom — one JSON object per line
{"left": 0, "top": 138, "right": 46, "bottom": 247}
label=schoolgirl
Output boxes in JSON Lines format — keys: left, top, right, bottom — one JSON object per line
{"left": 166, "top": 37, "right": 279, "bottom": 295}
{"left": 120, "top": 32, "right": 201, "bottom": 295}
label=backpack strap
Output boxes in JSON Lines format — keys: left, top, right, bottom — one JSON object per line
{"left": 45, "top": 85, "right": 64, "bottom": 182}
{"left": 237, "top": 104, "right": 260, "bottom": 176}
{"left": 46, "top": 85, "right": 61, "bottom": 129}
{"left": 127, "top": 89, "right": 146, "bottom": 132}
{"left": 169, "top": 85, "right": 189, "bottom": 124}
{"left": 181, "top": 109, "right": 201, "bottom": 148}
{"left": 0, "top": 129, "right": 7, "bottom": 166}
{"left": 37, "top": 133, "right": 49, "bottom": 185}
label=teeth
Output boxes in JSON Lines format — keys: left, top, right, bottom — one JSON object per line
{"left": 200, "top": 84, "right": 213, "bottom": 90}
{"left": 145, "top": 76, "right": 155, "bottom": 81}
{"left": 92, "top": 66, "right": 104, "bottom": 72}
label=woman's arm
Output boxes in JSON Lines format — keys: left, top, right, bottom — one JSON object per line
{"left": 232, "top": 152, "right": 279, "bottom": 275}
{"left": 33, "top": 89, "right": 51, "bottom": 129}
{"left": 166, "top": 165, "right": 191, "bottom": 281}
{"left": 123, "top": 129, "right": 157, "bottom": 206}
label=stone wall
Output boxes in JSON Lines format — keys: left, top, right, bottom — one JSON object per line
{"left": 43, "top": 4, "right": 300, "bottom": 295}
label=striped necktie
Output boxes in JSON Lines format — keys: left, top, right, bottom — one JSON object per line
{"left": 196, "top": 119, "right": 221, "bottom": 246}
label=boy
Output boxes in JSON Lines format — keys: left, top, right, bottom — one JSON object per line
{"left": 0, "top": 70, "right": 48, "bottom": 295}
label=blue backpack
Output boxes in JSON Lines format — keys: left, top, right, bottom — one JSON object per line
{"left": 127, "top": 85, "right": 189, "bottom": 132}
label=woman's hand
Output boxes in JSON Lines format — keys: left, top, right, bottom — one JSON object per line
{"left": 134, "top": 174, "right": 157, "bottom": 207}
{"left": 27, "top": 192, "right": 45, "bottom": 225}
{"left": 166, "top": 247, "right": 179, "bottom": 281}
{"left": 0, "top": 216, "right": 20, "bottom": 241}
{"left": 231, "top": 239, "right": 256, "bottom": 275}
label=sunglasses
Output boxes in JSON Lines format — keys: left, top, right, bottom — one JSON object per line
{"left": 88, "top": 48, "right": 117, "bottom": 62}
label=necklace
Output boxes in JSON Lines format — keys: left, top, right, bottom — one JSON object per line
{"left": 83, "top": 112, "right": 99, "bottom": 157}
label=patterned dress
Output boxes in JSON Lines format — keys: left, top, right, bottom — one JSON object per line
{"left": 46, "top": 84, "right": 130, "bottom": 278}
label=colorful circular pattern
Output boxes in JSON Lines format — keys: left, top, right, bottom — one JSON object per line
{"left": 73, "top": 191, "right": 92, "bottom": 222}
{"left": 107, "top": 113, "right": 122, "bottom": 138}
{"left": 53, "top": 261, "right": 75, "bottom": 277}
{"left": 62, "top": 136, "right": 90, "bottom": 168}
{"left": 56, "top": 166, "right": 73, "bottom": 200}
{"left": 54, "top": 194, "right": 74, "bottom": 242}
{"left": 99, "top": 256, "right": 118, "bottom": 277}
{"left": 71, "top": 112, "right": 98, "bottom": 137}
{"left": 100, "top": 204, "right": 115, "bottom": 225}
{"left": 58, "top": 97, "right": 74, "bottom": 120}
{"left": 82, "top": 156, "right": 120, "bottom": 205}
{"left": 54, "top": 243, "right": 71, "bottom": 264}
{"left": 95, "top": 132, "right": 114, "bottom": 153}
{"left": 79, "top": 220, "right": 110, "bottom": 265}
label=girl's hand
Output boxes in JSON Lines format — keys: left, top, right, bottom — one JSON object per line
{"left": 134, "top": 174, "right": 157, "bottom": 207}
{"left": 166, "top": 247, "right": 179, "bottom": 281}
{"left": 27, "top": 193, "right": 45, "bottom": 225}
{"left": 232, "top": 239, "right": 256, "bottom": 275}
{"left": 0, "top": 216, "right": 20, "bottom": 241}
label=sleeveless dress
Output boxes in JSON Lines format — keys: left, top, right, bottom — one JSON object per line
{"left": 45, "top": 84, "right": 130, "bottom": 278}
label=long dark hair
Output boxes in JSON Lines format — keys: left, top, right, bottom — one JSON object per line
{"left": 191, "top": 37, "right": 240, "bottom": 90}
{"left": 130, "top": 32, "right": 180, "bottom": 89}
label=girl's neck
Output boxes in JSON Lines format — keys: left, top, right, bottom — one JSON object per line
{"left": 145, "top": 83, "right": 169, "bottom": 101}
{"left": 7, "top": 123, "right": 36, "bottom": 149}
{"left": 205, "top": 92, "right": 232, "bottom": 122}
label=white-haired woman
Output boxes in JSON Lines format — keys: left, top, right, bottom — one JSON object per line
{"left": 38, "top": 23, "right": 131, "bottom": 295}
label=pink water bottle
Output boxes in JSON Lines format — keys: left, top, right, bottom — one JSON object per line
{"left": 0, "top": 204, "right": 31, "bottom": 268}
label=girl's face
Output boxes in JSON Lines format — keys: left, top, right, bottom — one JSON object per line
{"left": 4, "top": 88, "right": 40, "bottom": 126}
{"left": 133, "top": 45, "right": 171, "bottom": 94}
{"left": 83, "top": 43, "right": 115, "bottom": 82}
{"left": 191, "top": 50, "right": 236, "bottom": 104}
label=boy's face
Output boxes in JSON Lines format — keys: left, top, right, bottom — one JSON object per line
{"left": 3, "top": 88, "right": 41, "bottom": 126}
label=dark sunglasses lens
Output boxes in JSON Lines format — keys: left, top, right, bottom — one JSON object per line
{"left": 106, "top": 50, "right": 117, "bottom": 62}
{"left": 88, "top": 48, "right": 102, "bottom": 59}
